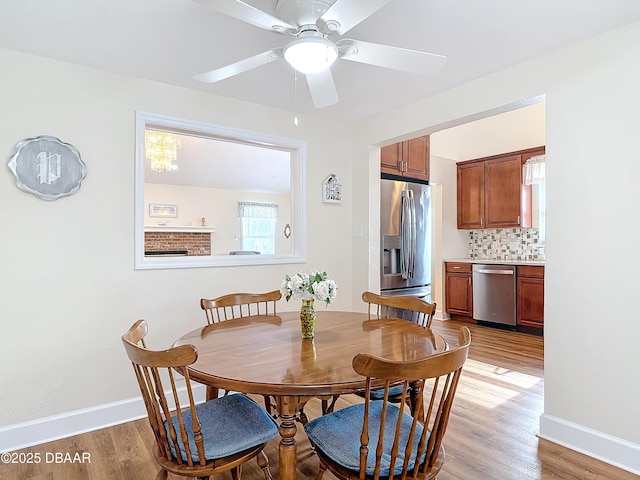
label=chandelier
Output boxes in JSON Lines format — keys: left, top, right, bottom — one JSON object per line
{"left": 145, "top": 130, "right": 181, "bottom": 172}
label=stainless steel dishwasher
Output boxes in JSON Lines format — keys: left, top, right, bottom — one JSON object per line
{"left": 472, "top": 264, "right": 516, "bottom": 327}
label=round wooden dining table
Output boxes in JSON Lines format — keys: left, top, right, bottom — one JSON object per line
{"left": 173, "top": 310, "right": 447, "bottom": 480}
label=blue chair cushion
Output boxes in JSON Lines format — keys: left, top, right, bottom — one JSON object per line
{"left": 164, "top": 393, "right": 278, "bottom": 463}
{"left": 304, "top": 400, "right": 427, "bottom": 476}
{"left": 369, "top": 384, "right": 405, "bottom": 400}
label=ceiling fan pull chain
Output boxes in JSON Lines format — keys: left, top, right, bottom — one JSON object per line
{"left": 293, "top": 70, "right": 299, "bottom": 127}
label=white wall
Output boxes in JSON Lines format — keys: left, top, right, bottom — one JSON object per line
{"left": 430, "top": 101, "right": 546, "bottom": 161}
{"left": 353, "top": 21, "right": 640, "bottom": 473}
{"left": 0, "top": 48, "right": 354, "bottom": 427}
{"left": 428, "top": 157, "right": 466, "bottom": 316}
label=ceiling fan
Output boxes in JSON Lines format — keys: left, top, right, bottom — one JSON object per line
{"left": 193, "top": 0, "right": 447, "bottom": 108}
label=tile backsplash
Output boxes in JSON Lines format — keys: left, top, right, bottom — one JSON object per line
{"left": 469, "top": 228, "right": 545, "bottom": 261}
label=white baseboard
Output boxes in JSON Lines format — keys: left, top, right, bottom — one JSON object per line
{"left": 539, "top": 413, "right": 640, "bottom": 476}
{"left": 0, "top": 384, "right": 207, "bottom": 453}
{"left": 434, "top": 310, "right": 451, "bottom": 321}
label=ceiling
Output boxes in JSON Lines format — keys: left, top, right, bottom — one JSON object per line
{"left": 145, "top": 132, "right": 292, "bottom": 193}
{"left": 2, "top": 0, "right": 640, "bottom": 124}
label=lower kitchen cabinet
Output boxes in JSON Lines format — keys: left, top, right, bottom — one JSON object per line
{"left": 445, "top": 262, "right": 473, "bottom": 317}
{"left": 517, "top": 266, "right": 545, "bottom": 330}
{"left": 445, "top": 261, "right": 545, "bottom": 335}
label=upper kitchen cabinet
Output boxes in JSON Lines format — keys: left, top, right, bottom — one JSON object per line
{"left": 456, "top": 161, "right": 485, "bottom": 229}
{"left": 381, "top": 135, "right": 430, "bottom": 182}
{"left": 457, "top": 146, "right": 544, "bottom": 229}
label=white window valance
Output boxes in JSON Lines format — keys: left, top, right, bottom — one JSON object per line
{"left": 238, "top": 201, "right": 279, "bottom": 219}
{"left": 523, "top": 154, "right": 546, "bottom": 185}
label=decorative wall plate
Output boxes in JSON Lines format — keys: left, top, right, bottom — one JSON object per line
{"left": 8, "top": 135, "right": 86, "bottom": 201}
{"left": 322, "top": 173, "right": 342, "bottom": 203}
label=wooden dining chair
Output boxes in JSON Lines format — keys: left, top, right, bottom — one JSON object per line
{"left": 362, "top": 291, "right": 436, "bottom": 328}
{"left": 200, "top": 290, "right": 281, "bottom": 325}
{"left": 304, "top": 326, "right": 471, "bottom": 480}
{"left": 358, "top": 291, "right": 438, "bottom": 415}
{"left": 200, "top": 290, "right": 281, "bottom": 414}
{"left": 121, "top": 319, "right": 279, "bottom": 480}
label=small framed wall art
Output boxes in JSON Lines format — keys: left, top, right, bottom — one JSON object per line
{"left": 149, "top": 203, "right": 178, "bottom": 217}
{"left": 8, "top": 135, "right": 86, "bottom": 201}
{"left": 322, "top": 174, "right": 342, "bottom": 203}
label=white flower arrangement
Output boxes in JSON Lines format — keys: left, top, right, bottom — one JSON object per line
{"left": 281, "top": 270, "right": 338, "bottom": 305}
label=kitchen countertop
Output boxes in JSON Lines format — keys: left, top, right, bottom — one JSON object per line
{"left": 445, "top": 258, "right": 545, "bottom": 266}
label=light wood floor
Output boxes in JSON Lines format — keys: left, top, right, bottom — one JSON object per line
{"left": 1, "top": 319, "right": 637, "bottom": 480}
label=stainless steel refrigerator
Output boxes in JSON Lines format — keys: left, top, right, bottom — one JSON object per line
{"left": 380, "top": 176, "right": 431, "bottom": 301}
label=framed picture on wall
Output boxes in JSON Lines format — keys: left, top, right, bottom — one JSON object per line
{"left": 149, "top": 203, "right": 178, "bottom": 217}
{"left": 322, "top": 174, "right": 342, "bottom": 203}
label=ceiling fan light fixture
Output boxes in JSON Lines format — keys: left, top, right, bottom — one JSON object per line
{"left": 284, "top": 30, "right": 338, "bottom": 74}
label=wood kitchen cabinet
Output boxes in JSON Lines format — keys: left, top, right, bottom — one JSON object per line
{"left": 517, "top": 265, "right": 544, "bottom": 330}
{"left": 381, "top": 135, "right": 430, "bottom": 182}
{"left": 445, "top": 262, "right": 473, "bottom": 317}
{"left": 456, "top": 161, "right": 485, "bottom": 229}
{"left": 457, "top": 146, "right": 544, "bottom": 229}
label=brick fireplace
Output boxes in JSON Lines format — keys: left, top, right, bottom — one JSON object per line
{"left": 144, "top": 231, "right": 211, "bottom": 256}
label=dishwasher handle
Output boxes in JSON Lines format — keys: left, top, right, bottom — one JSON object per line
{"left": 475, "top": 268, "right": 514, "bottom": 275}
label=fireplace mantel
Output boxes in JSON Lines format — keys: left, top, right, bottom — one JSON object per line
{"left": 144, "top": 226, "right": 216, "bottom": 233}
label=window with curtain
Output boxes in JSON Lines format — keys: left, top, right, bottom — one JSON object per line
{"left": 523, "top": 155, "right": 546, "bottom": 243}
{"left": 523, "top": 154, "right": 545, "bottom": 186}
{"left": 238, "top": 201, "right": 279, "bottom": 254}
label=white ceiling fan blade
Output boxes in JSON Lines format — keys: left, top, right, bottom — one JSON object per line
{"left": 305, "top": 70, "right": 339, "bottom": 108}
{"left": 194, "top": 49, "right": 282, "bottom": 83}
{"left": 338, "top": 39, "right": 447, "bottom": 76}
{"left": 195, "top": 0, "right": 296, "bottom": 33}
{"left": 318, "top": 0, "right": 394, "bottom": 36}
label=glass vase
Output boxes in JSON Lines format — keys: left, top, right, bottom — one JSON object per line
{"left": 300, "top": 298, "right": 316, "bottom": 339}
